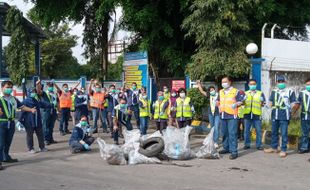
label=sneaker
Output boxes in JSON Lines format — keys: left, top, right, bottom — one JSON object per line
{"left": 279, "top": 151, "right": 287, "bottom": 158}
{"left": 243, "top": 146, "right": 251, "bottom": 150}
{"left": 264, "top": 148, "right": 279, "bottom": 153}
{"left": 3, "top": 158, "right": 18, "bottom": 163}
{"left": 28, "top": 149, "right": 37, "bottom": 154}
{"left": 70, "top": 148, "right": 80, "bottom": 154}
{"left": 257, "top": 147, "right": 264, "bottom": 151}
{"left": 45, "top": 141, "right": 51, "bottom": 146}
{"left": 214, "top": 143, "right": 219, "bottom": 149}
{"left": 65, "top": 130, "right": 71, "bottom": 134}
{"left": 51, "top": 140, "right": 58, "bottom": 144}
{"left": 40, "top": 148, "right": 49, "bottom": 152}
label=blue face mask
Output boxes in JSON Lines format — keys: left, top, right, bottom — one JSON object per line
{"left": 249, "top": 85, "right": 257, "bottom": 91}
{"left": 158, "top": 96, "right": 164, "bottom": 101}
{"left": 306, "top": 85, "right": 310, "bottom": 91}
{"left": 278, "top": 83, "right": 286, "bottom": 89}
{"left": 210, "top": 91, "right": 216, "bottom": 96}
{"left": 30, "top": 93, "right": 37, "bottom": 98}
{"left": 120, "top": 104, "right": 127, "bottom": 109}
{"left": 81, "top": 121, "right": 87, "bottom": 127}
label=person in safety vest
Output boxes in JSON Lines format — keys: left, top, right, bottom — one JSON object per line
{"left": 163, "top": 85, "right": 170, "bottom": 100}
{"left": 242, "top": 79, "right": 266, "bottom": 151}
{"left": 38, "top": 81, "right": 58, "bottom": 145}
{"left": 88, "top": 79, "right": 108, "bottom": 133}
{"left": 54, "top": 80, "right": 80, "bottom": 136}
{"left": 237, "top": 90, "right": 246, "bottom": 141}
{"left": 69, "top": 116, "right": 95, "bottom": 154}
{"left": 70, "top": 88, "right": 78, "bottom": 126}
{"left": 197, "top": 80, "right": 220, "bottom": 149}
{"left": 216, "top": 76, "right": 245, "bottom": 160}
{"left": 139, "top": 91, "right": 152, "bottom": 136}
{"left": 168, "top": 89, "right": 178, "bottom": 127}
{"left": 294, "top": 78, "right": 310, "bottom": 154}
{"left": 153, "top": 91, "right": 169, "bottom": 134}
{"left": 113, "top": 98, "right": 132, "bottom": 145}
{"left": 75, "top": 90, "right": 89, "bottom": 122}
{"left": 264, "top": 76, "right": 298, "bottom": 158}
{"left": 0, "top": 81, "right": 36, "bottom": 170}
{"left": 19, "top": 87, "right": 52, "bottom": 154}
{"left": 175, "top": 88, "right": 195, "bottom": 128}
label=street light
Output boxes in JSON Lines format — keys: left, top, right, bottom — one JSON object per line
{"left": 246, "top": 43, "right": 264, "bottom": 90}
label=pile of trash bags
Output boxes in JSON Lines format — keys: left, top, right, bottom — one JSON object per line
{"left": 97, "top": 125, "right": 219, "bottom": 165}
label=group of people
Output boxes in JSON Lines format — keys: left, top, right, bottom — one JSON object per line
{"left": 0, "top": 74, "right": 309, "bottom": 170}
{"left": 197, "top": 76, "right": 310, "bottom": 160}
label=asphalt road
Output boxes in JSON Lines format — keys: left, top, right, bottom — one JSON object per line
{"left": 0, "top": 123, "right": 310, "bottom": 190}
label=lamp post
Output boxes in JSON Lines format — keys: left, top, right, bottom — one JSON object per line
{"left": 246, "top": 43, "right": 264, "bottom": 90}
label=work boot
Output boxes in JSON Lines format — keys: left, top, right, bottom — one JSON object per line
{"left": 257, "top": 147, "right": 264, "bottom": 151}
{"left": 40, "top": 148, "right": 49, "bottom": 152}
{"left": 264, "top": 148, "right": 279, "bottom": 153}
{"left": 229, "top": 154, "right": 238, "bottom": 160}
{"left": 60, "top": 131, "right": 66, "bottom": 136}
{"left": 243, "top": 146, "right": 251, "bottom": 150}
{"left": 298, "top": 149, "right": 309, "bottom": 154}
{"left": 70, "top": 147, "right": 80, "bottom": 154}
{"left": 65, "top": 130, "right": 71, "bottom": 134}
{"left": 279, "top": 151, "right": 287, "bottom": 158}
{"left": 3, "top": 158, "right": 18, "bottom": 163}
{"left": 0, "top": 162, "right": 4, "bottom": 170}
{"left": 45, "top": 141, "right": 51, "bottom": 146}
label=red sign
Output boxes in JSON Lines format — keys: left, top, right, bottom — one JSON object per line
{"left": 171, "top": 80, "right": 186, "bottom": 91}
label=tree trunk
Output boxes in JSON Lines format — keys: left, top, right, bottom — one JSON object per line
{"left": 100, "top": 14, "right": 110, "bottom": 83}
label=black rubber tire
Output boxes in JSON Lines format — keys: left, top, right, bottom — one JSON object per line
{"left": 138, "top": 137, "right": 165, "bottom": 157}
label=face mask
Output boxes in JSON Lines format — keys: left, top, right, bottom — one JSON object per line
{"left": 171, "top": 93, "right": 176, "bottom": 97}
{"left": 73, "top": 91, "right": 77, "bottom": 95}
{"left": 81, "top": 121, "right": 87, "bottom": 127}
{"left": 48, "top": 87, "right": 54, "bottom": 92}
{"left": 249, "top": 85, "right": 257, "bottom": 91}
{"left": 30, "top": 93, "right": 37, "bottom": 98}
{"left": 115, "top": 90, "right": 120, "bottom": 94}
{"left": 164, "top": 89, "right": 168, "bottom": 92}
{"left": 143, "top": 95, "right": 147, "bottom": 99}
{"left": 158, "top": 96, "right": 164, "bottom": 101}
{"left": 180, "top": 93, "right": 186, "bottom": 98}
{"left": 95, "top": 88, "right": 101, "bottom": 92}
{"left": 63, "top": 88, "right": 69, "bottom": 92}
{"left": 306, "top": 85, "right": 310, "bottom": 91}
{"left": 4, "top": 88, "right": 13, "bottom": 95}
{"left": 81, "top": 90, "right": 85, "bottom": 93}
{"left": 132, "top": 86, "right": 137, "bottom": 90}
{"left": 111, "top": 89, "right": 116, "bottom": 93}
{"left": 222, "top": 83, "right": 229, "bottom": 89}
{"left": 210, "top": 91, "right": 216, "bottom": 96}
{"left": 120, "top": 104, "right": 127, "bottom": 109}
{"left": 277, "top": 83, "right": 286, "bottom": 90}
{"left": 78, "top": 95, "right": 83, "bottom": 98}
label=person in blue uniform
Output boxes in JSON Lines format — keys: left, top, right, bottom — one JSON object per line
{"left": 69, "top": 116, "right": 95, "bottom": 154}
{"left": 74, "top": 90, "right": 89, "bottom": 122}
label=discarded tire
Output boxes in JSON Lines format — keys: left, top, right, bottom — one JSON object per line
{"left": 138, "top": 137, "right": 165, "bottom": 158}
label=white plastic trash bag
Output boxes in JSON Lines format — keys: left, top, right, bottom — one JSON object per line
{"left": 128, "top": 143, "right": 161, "bottom": 165}
{"left": 121, "top": 129, "right": 141, "bottom": 157}
{"left": 162, "top": 126, "right": 195, "bottom": 160}
{"left": 97, "top": 138, "right": 126, "bottom": 165}
{"left": 16, "top": 121, "right": 25, "bottom": 132}
{"left": 196, "top": 127, "right": 220, "bottom": 159}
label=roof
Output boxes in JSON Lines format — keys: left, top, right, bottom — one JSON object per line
{"left": 0, "top": 2, "right": 46, "bottom": 39}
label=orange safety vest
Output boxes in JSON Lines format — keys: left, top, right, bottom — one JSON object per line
{"left": 90, "top": 92, "right": 105, "bottom": 109}
{"left": 59, "top": 91, "right": 72, "bottom": 108}
{"left": 219, "top": 88, "right": 238, "bottom": 115}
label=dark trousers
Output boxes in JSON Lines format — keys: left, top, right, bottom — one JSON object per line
{"left": 107, "top": 111, "right": 113, "bottom": 132}
{"left": 238, "top": 118, "right": 244, "bottom": 140}
{"left": 42, "top": 111, "right": 57, "bottom": 143}
{"left": 177, "top": 120, "right": 192, "bottom": 128}
{"left": 156, "top": 120, "right": 167, "bottom": 133}
{"left": 59, "top": 108, "right": 70, "bottom": 132}
{"left": 70, "top": 137, "right": 95, "bottom": 152}
{"left": 126, "top": 105, "right": 140, "bottom": 129}
{"left": 0, "top": 122, "right": 15, "bottom": 161}
{"left": 25, "top": 126, "right": 45, "bottom": 150}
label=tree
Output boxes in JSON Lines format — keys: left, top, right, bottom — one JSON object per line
{"left": 183, "top": 0, "right": 310, "bottom": 82}
{"left": 4, "top": 7, "right": 31, "bottom": 85}
{"left": 28, "top": 0, "right": 118, "bottom": 81}
{"left": 119, "top": 0, "right": 195, "bottom": 84}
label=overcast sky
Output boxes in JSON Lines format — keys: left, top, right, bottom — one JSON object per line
{"left": 3, "top": 0, "right": 127, "bottom": 64}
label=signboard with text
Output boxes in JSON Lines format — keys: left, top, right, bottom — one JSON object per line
{"left": 171, "top": 80, "right": 186, "bottom": 91}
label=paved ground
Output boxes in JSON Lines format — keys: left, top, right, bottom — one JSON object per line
{"left": 0, "top": 122, "right": 310, "bottom": 190}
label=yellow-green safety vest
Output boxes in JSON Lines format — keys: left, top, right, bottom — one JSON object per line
{"left": 71, "top": 95, "right": 75, "bottom": 111}
{"left": 176, "top": 97, "right": 192, "bottom": 118}
{"left": 272, "top": 90, "right": 287, "bottom": 110}
{"left": 139, "top": 99, "right": 151, "bottom": 117}
{"left": 238, "top": 105, "right": 245, "bottom": 118}
{"left": 0, "top": 97, "right": 15, "bottom": 122}
{"left": 244, "top": 90, "right": 263, "bottom": 115}
{"left": 164, "top": 92, "right": 170, "bottom": 100}
{"left": 302, "top": 91, "right": 310, "bottom": 115}
{"left": 153, "top": 99, "right": 168, "bottom": 119}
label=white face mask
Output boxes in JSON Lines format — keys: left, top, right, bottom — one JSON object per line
{"left": 180, "top": 93, "right": 186, "bottom": 98}
{"left": 222, "top": 83, "right": 229, "bottom": 89}
{"left": 143, "top": 95, "right": 147, "bottom": 99}
{"left": 171, "top": 93, "right": 176, "bottom": 97}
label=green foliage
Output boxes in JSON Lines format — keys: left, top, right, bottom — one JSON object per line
{"left": 187, "top": 88, "right": 208, "bottom": 120}
{"left": 262, "top": 120, "right": 302, "bottom": 136}
{"left": 4, "top": 7, "right": 31, "bottom": 85}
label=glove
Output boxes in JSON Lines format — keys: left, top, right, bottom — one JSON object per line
{"left": 160, "top": 112, "right": 164, "bottom": 116}
{"left": 86, "top": 128, "right": 91, "bottom": 133}
{"left": 83, "top": 144, "right": 90, "bottom": 150}
{"left": 51, "top": 79, "right": 55, "bottom": 84}
{"left": 260, "top": 97, "right": 264, "bottom": 102}
{"left": 231, "top": 103, "right": 237, "bottom": 109}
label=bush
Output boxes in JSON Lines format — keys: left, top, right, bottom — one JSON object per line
{"left": 262, "top": 119, "right": 301, "bottom": 136}
{"left": 187, "top": 88, "right": 209, "bottom": 120}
